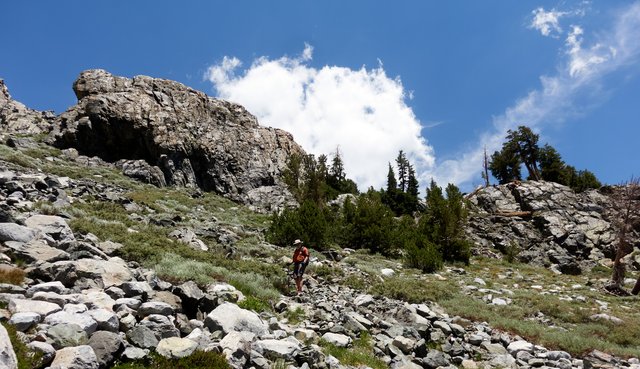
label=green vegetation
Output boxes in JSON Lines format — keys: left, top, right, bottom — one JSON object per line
{"left": 284, "top": 306, "right": 306, "bottom": 325}
{"left": 489, "top": 125, "right": 601, "bottom": 191}
{"left": 2, "top": 322, "right": 44, "bottom": 369}
{"left": 319, "top": 332, "right": 387, "bottom": 369}
{"left": 270, "top": 149, "right": 471, "bottom": 273}
{"left": 111, "top": 351, "right": 229, "bottom": 369}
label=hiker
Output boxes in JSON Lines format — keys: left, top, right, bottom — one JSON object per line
{"left": 291, "top": 239, "right": 310, "bottom": 294}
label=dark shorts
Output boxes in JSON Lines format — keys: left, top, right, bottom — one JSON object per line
{"left": 293, "top": 262, "right": 308, "bottom": 278}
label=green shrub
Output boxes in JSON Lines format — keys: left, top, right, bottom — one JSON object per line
{"left": 404, "top": 239, "right": 442, "bottom": 273}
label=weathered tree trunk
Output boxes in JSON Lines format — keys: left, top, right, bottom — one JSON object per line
{"left": 631, "top": 277, "right": 640, "bottom": 295}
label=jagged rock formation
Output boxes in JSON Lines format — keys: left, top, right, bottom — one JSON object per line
{"left": 47, "top": 69, "right": 304, "bottom": 212}
{"left": 0, "top": 80, "right": 54, "bottom": 138}
{"left": 466, "top": 181, "right": 634, "bottom": 275}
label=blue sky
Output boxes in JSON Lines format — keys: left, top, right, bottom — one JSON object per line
{"left": 2, "top": 1, "right": 639, "bottom": 192}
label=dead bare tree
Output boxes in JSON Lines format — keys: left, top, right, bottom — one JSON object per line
{"left": 604, "top": 177, "right": 640, "bottom": 295}
{"left": 481, "top": 146, "right": 490, "bottom": 188}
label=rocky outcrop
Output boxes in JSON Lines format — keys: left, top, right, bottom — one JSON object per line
{"left": 0, "top": 79, "right": 54, "bottom": 137}
{"left": 466, "top": 181, "right": 631, "bottom": 274}
{"left": 49, "top": 69, "right": 303, "bottom": 211}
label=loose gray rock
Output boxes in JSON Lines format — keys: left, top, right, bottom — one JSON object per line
{"left": 126, "top": 325, "right": 159, "bottom": 349}
{"left": 88, "top": 331, "right": 123, "bottom": 368}
{"left": 45, "top": 310, "right": 98, "bottom": 335}
{"left": 9, "top": 298, "right": 61, "bottom": 316}
{"left": 24, "top": 214, "right": 74, "bottom": 243}
{"left": 0, "top": 223, "right": 37, "bottom": 243}
{"left": 156, "top": 337, "right": 198, "bottom": 359}
{"left": 8, "top": 312, "right": 41, "bottom": 332}
{"left": 47, "top": 323, "right": 89, "bottom": 349}
{"left": 49, "top": 345, "right": 99, "bottom": 369}
{"left": 0, "top": 324, "right": 18, "bottom": 369}
{"left": 137, "top": 301, "right": 174, "bottom": 317}
{"left": 121, "top": 346, "right": 148, "bottom": 361}
{"left": 321, "top": 332, "right": 351, "bottom": 348}
{"left": 138, "top": 314, "right": 179, "bottom": 339}
{"left": 204, "top": 302, "right": 268, "bottom": 336}
{"left": 27, "top": 341, "right": 56, "bottom": 366}
{"left": 255, "top": 339, "right": 301, "bottom": 360}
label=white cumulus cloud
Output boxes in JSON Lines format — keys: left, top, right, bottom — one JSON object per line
{"left": 205, "top": 46, "right": 434, "bottom": 191}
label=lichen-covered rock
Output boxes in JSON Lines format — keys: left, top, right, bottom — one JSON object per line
{"left": 50, "top": 69, "right": 304, "bottom": 211}
{"left": 0, "top": 324, "right": 18, "bottom": 369}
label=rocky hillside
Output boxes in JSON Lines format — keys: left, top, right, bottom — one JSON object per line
{"left": 1, "top": 149, "right": 638, "bottom": 369}
{"left": 2, "top": 72, "right": 640, "bottom": 369}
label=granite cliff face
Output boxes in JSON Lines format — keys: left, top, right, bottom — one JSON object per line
{"left": 466, "top": 181, "right": 639, "bottom": 275}
{"left": 49, "top": 70, "right": 304, "bottom": 211}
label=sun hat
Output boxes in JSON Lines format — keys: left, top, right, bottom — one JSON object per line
{"left": 293, "top": 239, "right": 303, "bottom": 245}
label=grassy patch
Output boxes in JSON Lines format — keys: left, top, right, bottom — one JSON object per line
{"left": 370, "top": 275, "right": 458, "bottom": 303}
{"left": 111, "top": 351, "right": 229, "bottom": 369}
{"left": 320, "top": 332, "right": 386, "bottom": 369}
{"left": 237, "top": 296, "right": 271, "bottom": 313}
{"left": 284, "top": 307, "right": 306, "bottom": 325}
{"left": 0, "top": 266, "right": 25, "bottom": 285}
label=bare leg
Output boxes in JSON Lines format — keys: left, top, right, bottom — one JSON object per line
{"left": 295, "top": 277, "right": 302, "bottom": 293}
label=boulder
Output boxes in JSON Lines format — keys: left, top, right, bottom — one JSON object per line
{"left": 9, "top": 298, "right": 61, "bottom": 316}
{"left": 49, "top": 345, "right": 99, "bottom": 369}
{"left": 204, "top": 302, "right": 268, "bottom": 336}
{"left": 88, "top": 308, "right": 119, "bottom": 332}
{"left": 255, "top": 339, "right": 301, "bottom": 360}
{"left": 88, "top": 331, "right": 123, "bottom": 368}
{"left": 5, "top": 240, "right": 70, "bottom": 264}
{"left": 24, "top": 214, "right": 75, "bottom": 243}
{"left": 49, "top": 257, "right": 133, "bottom": 288}
{"left": 156, "top": 337, "right": 198, "bottom": 359}
{"left": 126, "top": 325, "right": 159, "bottom": 349}
{"left": 26, "top": 281, "right": 67, "bottom": 296}
{"left": 138, "top": 314, "right": 179, "bottom": 339}
{"left": 0, "top": 323, "right": 18, "bottom": 369}
{"left": 51, "top": 69, "right": 305, "bottom": 211}
{"left": 47, "top": 323, "right": 89, "bottom": 349}
{"left": 321, "top": 332, "right": 351, "bottom": 348}
{"left": 0, "top": 223, "right": 37, "bottom": 243}
{"left": 137, "top": 301, "right": 175, "bottom": 317}
{"left": 27, "top": 341, "right": 56, "bottom": 367}
{"left": 8, "top": 312, "right": 41, "bottom": 332}
{"left": 45, "top": 310, "right": 98, "bottom": 335}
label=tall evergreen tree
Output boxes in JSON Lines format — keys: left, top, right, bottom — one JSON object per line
{"left": 396, "top": 150, "right": 409, "bottom": 192}
{"left": 386, "top": 163, "right": 397, "bottom": 193}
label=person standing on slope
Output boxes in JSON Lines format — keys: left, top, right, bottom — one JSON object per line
{"left": 292, "top": 239, "right": 310, "bottom": 295}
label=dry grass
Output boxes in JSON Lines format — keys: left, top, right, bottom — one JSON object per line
{"left": 0, "top": 265, "right": 25, "bottom": 285}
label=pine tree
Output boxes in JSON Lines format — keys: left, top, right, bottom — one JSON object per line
{"left": 396, "top": 150, "right": 409, "bottom": 192}
{"left": 386, "top": 163, "right": 397, "bottom": 193}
